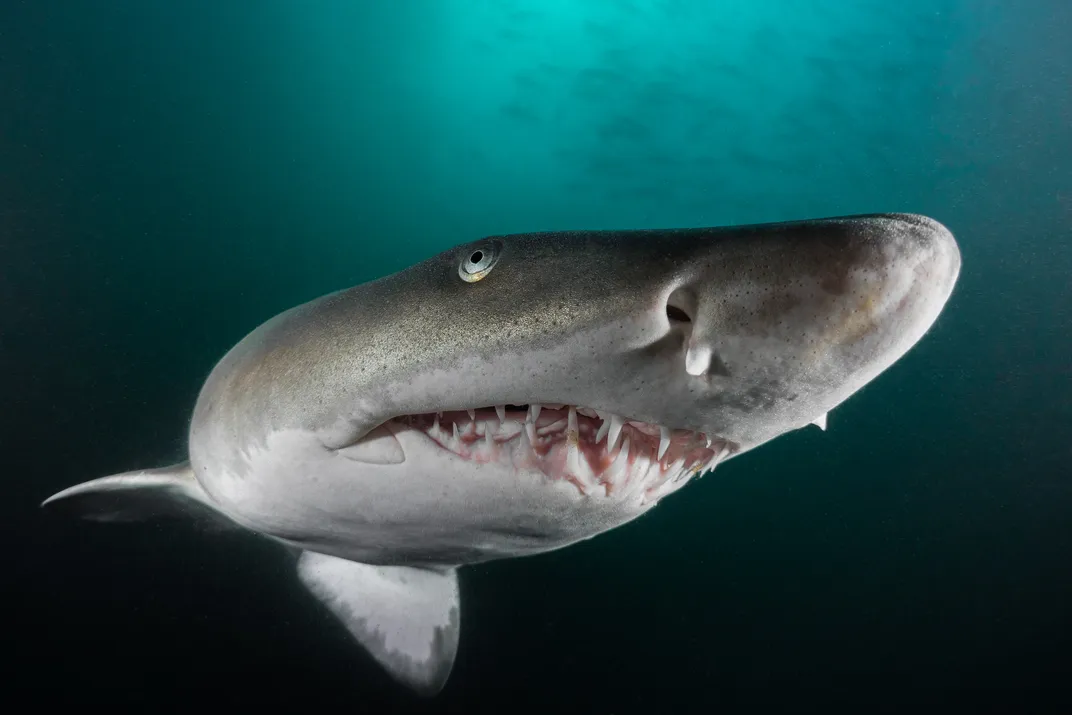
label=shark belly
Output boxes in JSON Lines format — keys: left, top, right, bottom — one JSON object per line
{"left": 193, "top": 424, "right": 672, "bottom": 568}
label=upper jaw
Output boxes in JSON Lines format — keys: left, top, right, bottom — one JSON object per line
{"left": 391, "top": 402, "right": 737, "bottom": 455}
{"left": 385, "top": 401, "right": 740, "bottom": 501}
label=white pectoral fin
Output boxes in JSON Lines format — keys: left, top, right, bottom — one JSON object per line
{"left": 296, "top": 551, "right": 460, "bottom": 696}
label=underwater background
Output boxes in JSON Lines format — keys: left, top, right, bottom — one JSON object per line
{"left": 3, "top": 0, "right": 1070, "bottom": 711}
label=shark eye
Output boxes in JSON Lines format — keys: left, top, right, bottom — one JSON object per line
{"left": 458, "top": 241, "right": 501, "bottom": 283}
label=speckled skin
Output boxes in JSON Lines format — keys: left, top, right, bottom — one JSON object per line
{"left": 187, "top": 213, "right": 960, "bottom": 567}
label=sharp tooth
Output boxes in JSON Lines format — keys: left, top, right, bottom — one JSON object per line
{"left": 452, "top": 422, "right": 460, "bottom": 442}
{"left": 668, "top": 456, "right": 685, "bottom": 481}
{"left": 709, "top": 445, "right": 729, "bottom": 470}
{"left": 595, "top": 412, "right": 610, "bottom": 443}
{"left": 567, "top": 447, "right": 582, "bottom": 478}
{"left": 658, "top": 426, "right": 671, "bottom": 460}
{"left": 467, "top": 408, "right": 476, "bottom": 421}
{"left": 485, "top": 427, "right": 494, "bottom": 447}
{"left": 608, "top": 414, "right": 624, "bottom": 449}
{"left": 528, "top": 404, "right": 541, "bottom": 423}
{"left": 566, "top": 406, "right": 582, "bottom": 476}
{"left": 495, "top": 405, "right": 507, "bottom": 423}
{"left": 432, "top": 414, "right": 440, "bottom": 432}
{"left": 537, "top": 418, "right": 567, "bottom": 436}
{"left": 811, "top": 413, "right": 827, "bottom": 431}
{"left": 704, "top": 434, "right": 713, "bottom": 449}
{"left": 611, "top": 435, "right": 631, "bottom": 476}
{"left": 525, "top": 420, "right": 537, "bottom": 445}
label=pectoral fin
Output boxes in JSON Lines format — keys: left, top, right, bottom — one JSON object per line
{"left": 296, "top": 551, "right": 460, "bottom": 696}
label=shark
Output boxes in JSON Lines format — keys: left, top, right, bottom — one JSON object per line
{"left": 42, "top": 212, "right": 960, "bottom": 695}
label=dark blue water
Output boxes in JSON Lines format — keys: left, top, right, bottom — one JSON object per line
{"left": 4, "top": 1, "right": 1070, "bottom": 710}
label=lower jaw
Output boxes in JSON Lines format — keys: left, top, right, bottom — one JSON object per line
{"left": 392, "top": 405, "right": 737, "bottom": 499}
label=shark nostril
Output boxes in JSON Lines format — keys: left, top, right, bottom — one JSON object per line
{"left": 666, "top": 305, "right": 691, "bottom": 323}
{"left": 665, "top": 287, "right": 696, "bottom": 326}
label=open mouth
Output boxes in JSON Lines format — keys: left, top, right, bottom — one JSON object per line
{"left": 393, "top": 404, "right": 737, "bottom": 499}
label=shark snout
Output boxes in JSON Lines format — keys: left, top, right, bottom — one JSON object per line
{"left": 831, "top": 213, "right": 960, "bottom": 351}
{"left": 655, "top": 213, "right": 960, "bottom": 447}
{"left": 886, "top": 213, "right": 961, "bottom": 302}
{"left": 673, "top": 214, "right": 960, "bottom": 372}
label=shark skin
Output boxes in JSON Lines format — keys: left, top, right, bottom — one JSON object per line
{"left": 42, "top": 213, "right": 961, "bottom": 695}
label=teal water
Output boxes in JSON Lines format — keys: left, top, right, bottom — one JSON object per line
{"left": 4, "top": 0, "right": 1070, "bottom": 710}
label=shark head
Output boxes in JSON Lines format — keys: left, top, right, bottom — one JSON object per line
{"left": 278, "top": 212, "right": 960, "bottom": 491}
{"left": 181, "top": 211, "right": 964, "bottom": 549}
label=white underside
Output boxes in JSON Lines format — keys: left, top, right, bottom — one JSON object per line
{"left": 197, "top": 423, "right": 697, "bottom": 568}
